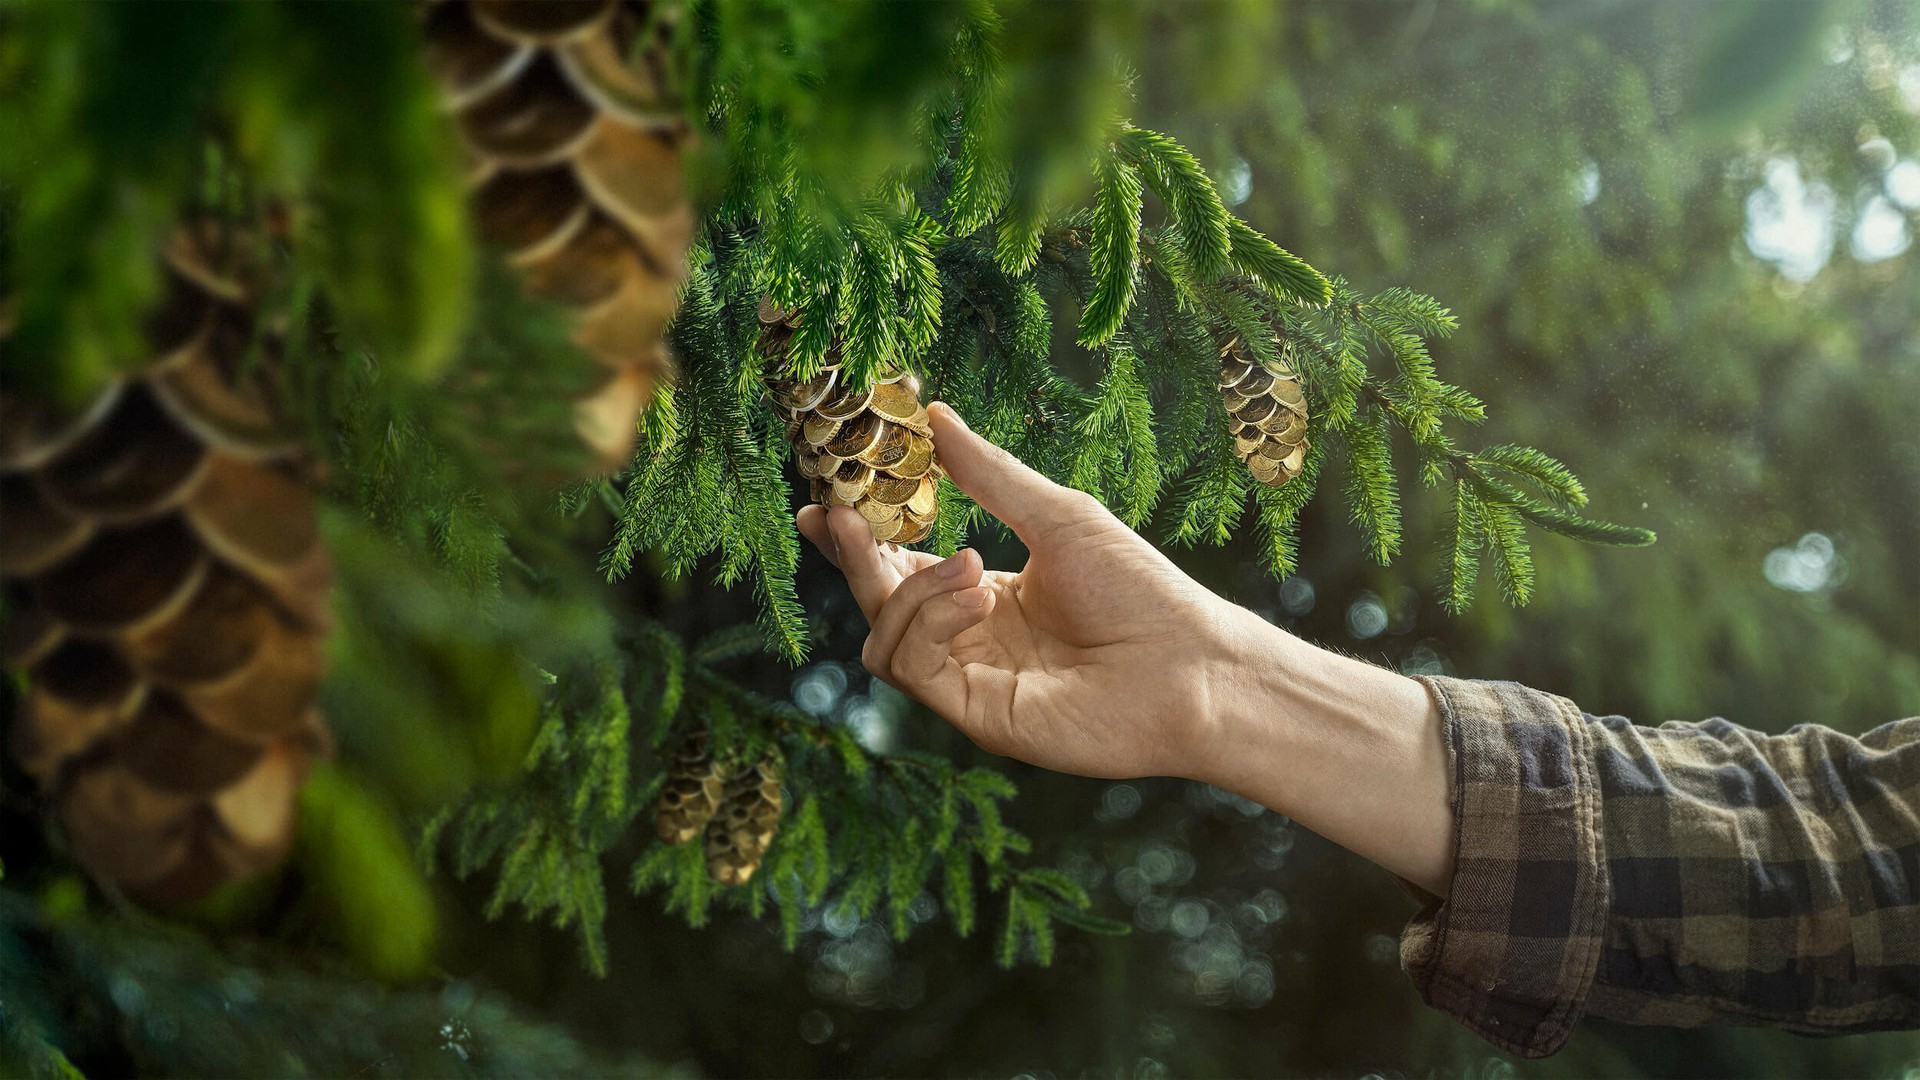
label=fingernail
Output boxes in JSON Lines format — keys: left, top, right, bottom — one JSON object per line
{"left": 937, "top": 549, "right": 970, "bottom": 578}
{"left": 953, "top": 588, "right": 987, "bottom": 608}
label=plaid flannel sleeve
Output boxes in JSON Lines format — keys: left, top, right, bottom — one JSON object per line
{"left": 1399, "top": 675, "right": 1920, "bottom": 1057}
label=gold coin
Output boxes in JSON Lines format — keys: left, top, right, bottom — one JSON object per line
{"left": 831, "top": 463, "right": 874, "bottom": 505}
{"left": 894, "top": 434, "right": 935, "bottom": 478}
{"left": 801, "top": 414, "right": 841, "bottom": 447}
{"left": 866, "top": 474, "right": 920, "bottom": 506}
{"left": 1236, "top": 396, "right": 1277, "bottom": 425}
{"left": 815, "top": 385, "right": 874, "bottom": 422}
{"left": 906, "top": 477, "right": 937, "bottom": 517}
{"left": 776, "top": 370, "right": 835, "bottom": 413}
{"left": 868, "top": 381, "right": 923, "bottom": 423}
{"left": 859, "top": 424, "right": 911, "bottom": 469}
{"left": 825, "top": 413, "right": 882, "bottom": 458}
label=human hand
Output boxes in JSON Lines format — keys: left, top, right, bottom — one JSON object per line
{"left": 800, "top": 403, "right": 1454, "bottom": 892}
{"left": 796, "top": 403, "right": 1261, "bottom": 781}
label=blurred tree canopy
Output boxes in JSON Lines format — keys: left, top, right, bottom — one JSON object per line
{"left": 3, "top": 1, "right": 1920, "bottom": 1078}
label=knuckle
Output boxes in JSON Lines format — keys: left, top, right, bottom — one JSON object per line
{"left": 1058, "top": 487, "right": 1104, "bottom": 518}
{"left": 859, "top": 636, "right": 885, "bottom": 677}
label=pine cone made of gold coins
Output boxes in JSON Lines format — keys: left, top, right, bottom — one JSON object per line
{"left": 421, "top": 0, "right": 694, "bottom": 467}
{"left": 0, "top": 221, "right": 333, "bottom": 904}
{"left": 758, "top": 301, "right": 942, "bottom": 545}
{"left": 1218, "top": 331, "right": 1309, "bottom": 487}
{"left": 652, "top": 730, "right": 726, "bottom": 844}
{"left": 703, "top": 753, "right": 782, "bottom": 887}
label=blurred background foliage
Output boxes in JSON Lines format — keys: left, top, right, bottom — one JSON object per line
{"left": 4, "top": 0, "right": 1920, "bottom": 1077}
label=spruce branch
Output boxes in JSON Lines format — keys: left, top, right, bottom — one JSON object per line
{"left": 1480, "top": 497, "right": 1537, "bottom": 605}
{"left": 1340, "top": 406, "right": 1403, "bottom": 564}
{"left": 429, "top": 620, "right": 1119, "bottom": 972}
{"left": 608, "top": 107, "right": 1658, "bottom": 659}
{"left": 1225, "top": 217, "right": 1332, "bottom": 306}
{"left": 1078, "top": 146, "right": 1145, "bottom": 346}
{"left": 1441, "top": 482, "right": 1487, "bottom": 614}
{"left": 945, "top": 5, "right": 1013, "bottom": 237}
{"left": 1113, "top": 125, "right": 1232, "bottom": 281}
{"left": 1464, "top": 468, "right": 1655, "bottom": 548}
{"left": 1471, "top": 443, "right": 1589, "bottom": 509}
{"left": 993, "top": 195, "right": 1048, "bottom": 276}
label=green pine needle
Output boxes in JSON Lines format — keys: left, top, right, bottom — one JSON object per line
{"left": 1078, "top": 148, "right": 1144, "bottom": 346}
{"left": 1114, "top": 125, "right": 1232, "bottom": 280}
{"left": 1226, "top": 217, "right": 1332, "bottom": 305}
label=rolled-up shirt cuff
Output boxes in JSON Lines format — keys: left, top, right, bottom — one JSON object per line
{"left": 1397, "top": 676, "right": 1610, "bottom": 1058}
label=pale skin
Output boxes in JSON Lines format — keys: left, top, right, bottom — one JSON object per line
{"left": 796, "top": 402, "right": 1459, "bottom": 897}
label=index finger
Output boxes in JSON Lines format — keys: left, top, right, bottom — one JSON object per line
{"left": 828, "top": 505, "right": 899, "bottom": 621}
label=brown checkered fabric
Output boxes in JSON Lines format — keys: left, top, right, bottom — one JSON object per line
{"left": 1400, "top": 676, "right": 1920, "bottom": 1057}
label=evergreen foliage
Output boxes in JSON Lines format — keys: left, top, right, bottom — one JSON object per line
{"left": 612, "top": 90, "right": 1651, "bottom": 655}
{"left": 426, "top": 620, "right": 1123, "bottom": 977}
{"left": 425, "top": 3, "right": 1651, "bottom": 977}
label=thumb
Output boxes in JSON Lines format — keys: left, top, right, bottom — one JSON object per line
{"left": 928, "top": 402, "right": 1083, "bottom": 539}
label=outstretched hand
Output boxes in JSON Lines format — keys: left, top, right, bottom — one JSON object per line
{"left": 796, "top": 403, "right": 1254, "bottom": 781}
{"left": 800, "top": 403, "right": 1456, "bottom": 895}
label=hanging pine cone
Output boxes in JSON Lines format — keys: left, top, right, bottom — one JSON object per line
{"left": 703, "top": 753, "right": 782, "bottom": 887}
{"left": 758, "top": 301, "right": 942, "bottom": 545}
{"left": 0, "top": 221, "right": 332, "bottom": 903}
{"left": 421, "top": 0, "right": 693, "bottom": 468}
{"left": 1218, "top": 331, "right": 1309, "bottom": 487}
{"left": 652, "top": 730, "right": 726, "bottom": 844}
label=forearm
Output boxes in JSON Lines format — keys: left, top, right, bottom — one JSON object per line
{"left": 1190, "top": 605, "right": 1456, "bottom": 895}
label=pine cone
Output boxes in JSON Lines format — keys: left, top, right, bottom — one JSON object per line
{"left": 758, "top": 301, "right": 942, "bottom": 545}
{"left": 1218, "top": 332, "right": 1309, "bottom": 487}
{"left": 0, "top": 221, "right": 332, "bottom": 903}
{"left": 652, "top": 730, "right": 726, "bottom": 845}
{"left": 422, "top": 0, "right": 693, "bottom": 468}
{"left": 703, "top": 753, "right": 782, "bottom": 887}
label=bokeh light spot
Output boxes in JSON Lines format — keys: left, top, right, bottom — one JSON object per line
{"left": 1745, "top": 157, "right": 1836, "bottom": 282}
{"left": 1763, "top": 532, "right": 1846, "bottom": 594}
{"left": 1345, "top": 593, "right": 1389, "bottom": 640}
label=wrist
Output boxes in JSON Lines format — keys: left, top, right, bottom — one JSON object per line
{"left": 1184, "top": 602, "right": 1311, "bottom": 791}
{"left": 1183, "top": 602, "right": 1456, "bottom": 893}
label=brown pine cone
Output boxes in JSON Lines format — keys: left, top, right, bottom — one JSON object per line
{"left": 422, "top": 0, "right": 693, "bottom": 468}
{"left": 0, "top": 221, "right": 332, "bottom": 903}
{"left": 1218, "top": 331, "right": 1309, "bottom": 487}
{"left": 652, "top": 730, "right": 726, "bottom": 845}
{"left": 758, "top": 301, "right": 942, "bottom": 544}
{"left": 703, "top": 753, "right": 782, "bottom": 887}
